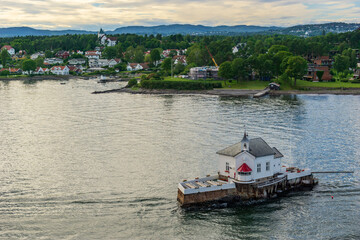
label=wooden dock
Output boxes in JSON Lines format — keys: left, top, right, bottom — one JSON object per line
{"left": 253, "top": 88, "right": 270, "bottom": 98}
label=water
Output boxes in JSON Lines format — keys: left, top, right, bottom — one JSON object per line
{"left": 0, "top": 79, "right": 359, "bottom": 239}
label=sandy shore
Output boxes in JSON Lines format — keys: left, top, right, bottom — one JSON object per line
{"left": 92, "top": 87, "right": 360, "bottom": 96}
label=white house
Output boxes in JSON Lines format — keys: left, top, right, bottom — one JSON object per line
{"left": 108, "top": 58, "right": 121, "bottom": 68}
{"left": 85, "top": 51, "right": 101, "bottom": 59}
{"left": 89, "top": 59, "right": 109, "bottom": 68}
{"left": 44, "top": 58, "right": 63, "bottom": 65}
{"left": 216, "top": 131, "right": 283, "bottom": 182}
{"left": 50, "top": 66, "right": 70, "bottom": 75}
{"left": 1, "top": 45, "right": 15, "bottom": 55}
{"left": 31, "top": 52, "right": 45, "bottom": 60}
{"left": 34, "top": 67, "right": 49, "bottom": 75}
{"left": 68, "top": 58, "right": 86, "bottom": 65}
{"left": 127, "top": 63, "right": 149, "bottom": 71}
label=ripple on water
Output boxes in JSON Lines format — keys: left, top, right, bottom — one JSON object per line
{"left": 0, "top": 80, "right": 359, "bottom": 239}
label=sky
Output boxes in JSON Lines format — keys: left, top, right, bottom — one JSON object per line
{"left": 0, "top": 0, "right": 359, "bottom": 30}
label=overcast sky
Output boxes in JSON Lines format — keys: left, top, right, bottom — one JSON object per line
{"left": 0, "top": 0, "right": 359, "bottom": 30}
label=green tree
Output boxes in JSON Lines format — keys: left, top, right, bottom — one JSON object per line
{"left": 22, "top": 59, "right": 37, "bottom": 74}
{"left": 102, "top": 46, "right": 117, "bottom": 59}
{"left": 218, "top": 61, "right": 233, "bottom": 84}
{"left": 231, "top": 58, "right": 247, "bottom": 83}
{"left": 150, "top": 49, "right": 161, "bottom": 66}
{"left": 162, "top": 58, "right": 172, "bottom": 73}
{"left": 1, "top": 49, "right": 10, "bottom": 67}
{"left": 174, "top": 62, "right": 185, "bottom": 74}
{"left": 316, "top": 71, "right": 324, "bottom": 81}
{"left": 114, "top": 62, "right": 127, "bottom": 71}
{"left": 333, "top": 55, "right": 350, "bottom": 72}
{"left": 285, "top": 56, "right": 307, "bottom": 86}
{"left": 45, "top": 50, "right": 53, "bottom": 58}
{"left": 268, "top": 45, "right": 289, "bottom": 56}
{"left": 273, "top": 51, "right": 293, "bottom": 77}
{"left": 35, "top": 57, "right": 44, "bottom": 67}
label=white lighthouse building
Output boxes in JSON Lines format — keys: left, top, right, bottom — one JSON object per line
{"left": 216, "top": 131, "right": 283, "bottom": 182}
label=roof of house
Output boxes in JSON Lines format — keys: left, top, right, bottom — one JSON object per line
{"left": 216, "top": 137, "right": 278, "bottom": 158}
{"left": 51, "top": 66, "right": 68, "bottom": 70}
{"left": 272, "top": 147, "right": 284, "bottom": 159}
{"left": 237, "top": 163, "right": 252, "bottom": 172}
{"left": 1, "top": 45, "right": 13, "bottom": 50}
{"left": 108, "top": 37, "right": 117, "bottom": 41}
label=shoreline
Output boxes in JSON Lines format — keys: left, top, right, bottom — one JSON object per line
{"left": 92, "top": 87, "right": 360, "bottom": 96}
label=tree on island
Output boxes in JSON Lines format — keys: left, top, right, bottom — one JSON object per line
{"left": 22, "top": 59, "right": 37, "bottom": 75}
{"left": 219, "top": 61, "right": 233, "bottom": 85}
{"left": 285, "top": 56, "right": 307, "bottom": 86}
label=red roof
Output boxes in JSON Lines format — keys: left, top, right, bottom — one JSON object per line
{"left": 1, "top": 45, "right": 13, "bottom": 50}
{"left": 237, "top": 163, "right": 252, "bottom": 172}
{"left": 51, "top": 66, "right": 67, "bottom": 70}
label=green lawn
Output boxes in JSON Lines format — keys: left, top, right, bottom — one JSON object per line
{"left": 148, "top": 76, "right": 360, "bottom": 90}
{"left": 293, "top": 79, "right": 360, "bottom": 89}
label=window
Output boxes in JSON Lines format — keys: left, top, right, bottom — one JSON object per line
{"left": 266, "top": 162, "right": 270, "bottom": 171}
{"left": 226, "top": 162, "right": 230, "bottom": 172}
{"left": 239, "top": 172, "right": 251, "bottom": 176}
{"left": 257, "top": 164, "right": 261, "bottom": 173}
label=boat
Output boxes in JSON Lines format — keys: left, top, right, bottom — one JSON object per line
{"left": 177, "top": 131, "right": 318, "bottom": 207}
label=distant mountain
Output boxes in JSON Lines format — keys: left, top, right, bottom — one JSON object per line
{"left": 0, "top": 23, "right": 359, "bottom": 38}
{"left": 277, "top": 22, "right": 360, "bottom": 36}
{"left": 107, "top": 24, "right": 282, "bottom": 35}
{"left": 0, "top": 27, "right": 94, "bottom": 37}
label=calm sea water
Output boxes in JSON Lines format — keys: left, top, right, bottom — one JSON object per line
{"left": 0, "top": 79, "right": 359, "bottom": 240}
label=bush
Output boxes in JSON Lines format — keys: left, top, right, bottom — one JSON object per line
{"left": 140, "top": 80, "right": 222, "bottom": 90}
{"left": 340, "top": 79, "right": 348, "bottom": 82}
{"left": 351, "top": 79, "right": 360, "bottom": 83}
{"left": 127, "top": 78, "right": 138, "bottom": 88}
{"left": 0, "top": 70, "right": 10, "bottom": 76}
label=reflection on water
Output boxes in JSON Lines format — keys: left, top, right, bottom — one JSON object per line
{"left": 0, "top": 79, "right": 359, "bottom": 239}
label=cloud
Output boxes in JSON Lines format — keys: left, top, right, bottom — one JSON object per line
{"left": 0, "top": 0, "right": 359, "bottom": 30}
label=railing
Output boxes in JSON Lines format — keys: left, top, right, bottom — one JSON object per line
{"left": 256, "top": 175, "right": 287, "bottom": 188}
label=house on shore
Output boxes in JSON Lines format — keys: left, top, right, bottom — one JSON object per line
{"left": 0, "top": 68, "right": 22, "bottom": 74}
{"left": 127, "top": 63, "right": 149, "bottom": 71}
{"left": 50, "top": 66, "right": 70, "bottom": 75}
{"left": 34, "top": 67, "right": 49, "bottom": 75}
{"left": 303, "top": 56, "right": 333, "bottom": 82}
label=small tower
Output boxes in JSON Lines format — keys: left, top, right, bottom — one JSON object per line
{"left": 98, "top": 28, "right": 105, "bottom": 39}
{"left": 241, "top": 131, "right": 249, "bottom": 152}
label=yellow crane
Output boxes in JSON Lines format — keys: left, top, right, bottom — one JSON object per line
{"left": 205, "top": 45, "right": 218, "bottom": 67}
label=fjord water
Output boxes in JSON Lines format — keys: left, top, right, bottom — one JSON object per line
{"left": 0, "top": 80, "right": 359, "bottom": 240}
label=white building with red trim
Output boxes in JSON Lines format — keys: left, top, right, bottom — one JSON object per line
{"left": 34, "top": 67, "right": 49, "bottom": 74}
{"left": 216, "top": 131, "right": 283, "bottom": 182}
{"left": 50, "top": 66, "right": 70, "bottom": 75}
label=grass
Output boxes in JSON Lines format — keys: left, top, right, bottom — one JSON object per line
{"left": 293, "top": 79, "right": 360, "bottom": 89}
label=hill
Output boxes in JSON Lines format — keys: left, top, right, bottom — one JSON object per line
{"left": 0, "top": 23, "right": 359, "bottom": 38}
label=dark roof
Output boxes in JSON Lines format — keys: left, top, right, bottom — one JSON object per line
{"left": 272, "top": 147, "right": 284, "bottom": 158}
{"left": 216, "top": 137, "right": 277, "bottom": 158}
